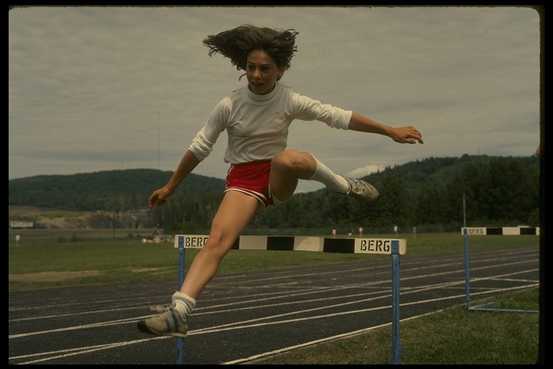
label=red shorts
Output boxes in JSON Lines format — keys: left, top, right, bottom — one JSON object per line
{"left": 225, "top": 160, "right": 274, "bottom": 207}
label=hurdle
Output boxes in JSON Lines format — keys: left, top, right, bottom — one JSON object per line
{"left": 173, "top": 234, "right": 406, "bottom": 364}
{"left": 461, "top": 227, "right": 539, "bottom": 314}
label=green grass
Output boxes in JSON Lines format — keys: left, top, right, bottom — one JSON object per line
{"left": 8, "top": 242, "right": 368, "bottom": 291}
{"left": 8, "top": 229, "right": 367, "bottom": 290}
{"left": 253, "top": 287, "right": 540, "bottom": 364}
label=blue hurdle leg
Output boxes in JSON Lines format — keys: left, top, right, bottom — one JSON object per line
{"left": 463, "top": 228, "right": 471, "bottom": 309}
{"left": 391, "top": 240, "right": 401, "bottom": 364}
{"left": 176, "top": 236, "right": 186, "bottom": 364}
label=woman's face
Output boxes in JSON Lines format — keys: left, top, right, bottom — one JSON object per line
{"left": 246, "top": 49, "right": 284, "bottom": 95}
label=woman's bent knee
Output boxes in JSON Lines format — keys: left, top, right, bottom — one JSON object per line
{"left": 271, "top": 149, "right": 294, "bottom": 171}
{"left": 271, "top": 149, "right": 314, "bottom": 174}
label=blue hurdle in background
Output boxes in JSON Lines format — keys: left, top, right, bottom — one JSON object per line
{"left": 176, "top": 236, "right": 186, "bottom": 365}
{"left": 461, "top": 227, "right": 539, "bottom": 314}
{"left": 174, "top": 234, "right": 406, "bottom": 364}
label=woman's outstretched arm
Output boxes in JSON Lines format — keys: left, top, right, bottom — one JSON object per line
{"left": 348, "top": 112, "right": 424, "bottom": 144}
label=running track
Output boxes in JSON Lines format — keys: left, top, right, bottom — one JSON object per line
{"left": 9, "top": 246, "right": 539, "bottom": 364}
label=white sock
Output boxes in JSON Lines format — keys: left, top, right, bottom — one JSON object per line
{"left": 172, "top": 291, "right": 196, "bottom": 316}
{"left": 309, "top": 155, "right": 350, "bottom": 193}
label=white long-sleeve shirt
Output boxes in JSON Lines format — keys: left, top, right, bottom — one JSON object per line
{"left": 188, "top": 82, "right": 352, "bottom": 164}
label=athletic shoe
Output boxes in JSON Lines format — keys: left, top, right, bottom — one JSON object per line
{"left": 137, "top": 308, "right": 188, "bottom": 337}
{"left": 344, "top": 177, "right": 379, "bottom": 202}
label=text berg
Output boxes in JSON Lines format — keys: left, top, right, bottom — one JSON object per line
{"left": 467, "top": 228, "right": 485, "bottom": 235}
{"left": 185, "top": 236, "right": 209, "bottom": 248}
{"left": 360, "top": 239, "right": 391, "bottom": 253}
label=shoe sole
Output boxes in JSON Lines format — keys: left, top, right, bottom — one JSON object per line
{"left": 351, "top": 192, "right": 379, "bottom": 202}
{"left": 137, "top": 321, "right": 187, "bottom": 338}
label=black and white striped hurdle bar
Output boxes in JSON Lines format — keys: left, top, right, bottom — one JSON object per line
{"left": 461, "top": 227, "right": 540, "bottom": 236}
{"left": 174, "top": 235, "right": 407, "bottom": 255}
{"left": 174, "top": 234, "right": 407, "bottom": 365}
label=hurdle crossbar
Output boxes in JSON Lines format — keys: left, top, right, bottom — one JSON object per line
{"left": 174, "top": 234, "right": 406, "bottom": 364}
{"left": 461, "top": 228, "right": 539, "bottom": 314}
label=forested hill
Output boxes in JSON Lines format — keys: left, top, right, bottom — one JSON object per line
{"left": 255, "top": 154, "right": 540, "bottom": 231}
{"left": 8, "top": 169, "right": 225, "bottom": 211}
{"left": 9, "top": 155, "right": 540, "bottom": 231}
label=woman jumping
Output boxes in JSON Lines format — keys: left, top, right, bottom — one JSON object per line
{"left": 137, "top": 25, "right": 423, "bottom": 337}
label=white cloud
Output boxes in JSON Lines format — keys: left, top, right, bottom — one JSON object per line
{"left": 345, "top": 164, "right": 387, "bottom": 179}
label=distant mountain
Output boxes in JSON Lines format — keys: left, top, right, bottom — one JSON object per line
{"left": 8, "top": 155, "right": 540, "bottom": 231}
{"left": 8, "top": 169, "right": 225, "bottom": 211}
{"left": 356, "top": 154, "right": 539, "bottom": 194}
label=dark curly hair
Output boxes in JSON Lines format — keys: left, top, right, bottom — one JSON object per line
{"left": 203, "top": 25, "right": 299, "bottom": 72}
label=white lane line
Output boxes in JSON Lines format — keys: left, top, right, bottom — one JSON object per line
{"left": 9, "top": 337, "right": 168, "bottom": 360}
{"left": 8, "top": 262, "right": 537, "bottom": 340}
{"left": 212, "top": 251, "right": 536, "bottom": 287}
{"left": 13, "top": 336, "right": 172, "bottom": 364}
{"left": 12, "top": 255, "right": 537, "bottom": 324}
{"left": 8, "top": 294, "right": 170, "bottom": 312}
{"left": 8, "top": 287, "right": 294, "bottom": 313}
{"left": 470, "top": 270, "right": 539, "bottom": 283}
{"left": 9, "top": 287, "right": 389, "bottom": 325}
{"left": 10, "top": 305, "right": 154, "bottom": 323}
{"left": 193, "top": 289, "right": 391, "bottom": 317}
{"left": 485, "top": 278, "right": 539, "bottom": 283}
{"left": 164, "top": 258, "right": 540, "bottom": 315}
{"left": 9, "top": 249, "right": 536, "bottom": 316}
{"left": 9, "top": 315, "right": 150, "bottom": 339}
{"left": 223, "top": 309, "right": 448, "bottom": 364}
{"left": 188, "top": 269, "right": 539, "bottom": 333}
{"left": 8, "top": 284, "right": 539, "bottom": 364}
{"left": 398, "top": 270, "right": 539, "bottom": 296}
{"left": 188, "top": 284, "right": 540, "bottom": 336}
{"left": 189, "top": 269, "right": 538, "bottom": 327}
{"left": 9, "top": 286, "right": 325, "bottom": 323}
{"left": 9, "top": 283, "right": 365, "bottom": 324}
{"left": 12, "top": 267, "right": 537, "bottom": 343}
{"left": 12, "top": 283, "right": 538, "bottom": 364}
{"left": 213, "top": 248, "right": 537, "bottom": 286}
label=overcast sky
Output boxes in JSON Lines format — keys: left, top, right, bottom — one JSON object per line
{"left": 9, "top": 6, "right": 541, "bottom": 192}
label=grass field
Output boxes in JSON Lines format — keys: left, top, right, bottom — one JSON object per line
{"left": 253, "top": 287, "right": 540, "bottom": 364}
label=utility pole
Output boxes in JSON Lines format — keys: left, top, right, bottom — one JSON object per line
{"left": 157, "top": 125, "right": 160, "bottom": 171}
{"left": 462, "top": 192, "right": 467, "bottom": 228}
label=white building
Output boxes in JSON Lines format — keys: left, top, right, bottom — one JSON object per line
{"left": 9, "top": 220, "right": 35, "bottom": 229}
